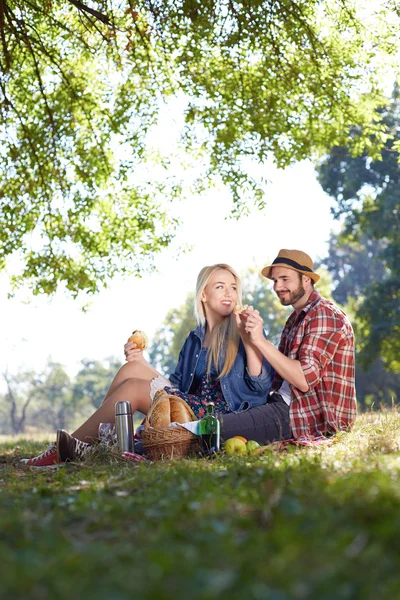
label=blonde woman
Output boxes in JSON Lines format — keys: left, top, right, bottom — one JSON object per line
{"left": 159, "top": 263, "right": 273, "bottom": 419}
{"left": 22, "top": 264, "right": 274, "bottom": 466}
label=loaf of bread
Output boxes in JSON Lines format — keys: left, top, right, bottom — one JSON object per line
{"left": 149, "top": 395, "right": 171, "bottom": 428}
{"left": 127, "top": 330, "right": 148, "bottom": 350}
{"left": 152, "top": 389, "right": 167, "bottom": 404}
{"left": 170, "top": 397, "right": 193, "bottom": 424}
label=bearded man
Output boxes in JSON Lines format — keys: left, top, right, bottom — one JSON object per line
{"left": 221, "top": 249, "right": 357, "bottom": 443}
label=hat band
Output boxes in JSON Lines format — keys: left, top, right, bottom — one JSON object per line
{"left": 271, "top": 257, "right": 314, "bottom": 273}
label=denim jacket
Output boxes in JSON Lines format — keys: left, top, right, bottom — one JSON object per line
{"left": 169, "top": 326, "right": 274, "bottom": 413}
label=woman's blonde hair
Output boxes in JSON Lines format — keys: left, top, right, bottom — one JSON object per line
{"left": 194, "top": 263, "right": 242, "bottom": 378}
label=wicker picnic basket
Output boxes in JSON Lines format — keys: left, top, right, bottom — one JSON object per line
{"left": 142, "top": 390, "right": 201, "bottom": 460}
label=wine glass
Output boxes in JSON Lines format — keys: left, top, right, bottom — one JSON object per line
{"left": 98, "top": 422, "right": 117, "bottom": 446}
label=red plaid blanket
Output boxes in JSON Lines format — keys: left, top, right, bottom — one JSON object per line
{"left": 270, "top": 435, "right": 339, "bottom": 451}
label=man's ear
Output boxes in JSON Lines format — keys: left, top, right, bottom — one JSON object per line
{"left": 302, "top": 274, "right": 311, "bottom": 286}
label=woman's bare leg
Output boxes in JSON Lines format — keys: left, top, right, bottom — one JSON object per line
{"left": 101, "top": 358, "right": 161, "bottom": 405}
{"left": 72, "top": 377, "right": 154, "bottom": 443}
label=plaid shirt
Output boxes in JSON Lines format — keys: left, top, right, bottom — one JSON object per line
{"left": 272, "top": 291, "right": 357, "bottom": 438}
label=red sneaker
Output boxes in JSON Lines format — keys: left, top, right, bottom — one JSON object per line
{"left": 20, "top": 443, "right": 63, "bottom": 467}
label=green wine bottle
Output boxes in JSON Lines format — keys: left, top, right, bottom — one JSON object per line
{"left": 199, "top": 402, "right": 220, "bottom": 454}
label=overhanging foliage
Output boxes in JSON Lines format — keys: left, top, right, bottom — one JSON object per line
{"left": 0, "top": 0, "right": 397, "bottom": 295}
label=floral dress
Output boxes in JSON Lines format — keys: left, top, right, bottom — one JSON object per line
{"left": 164, "top": 348, "right": 230, "bottom": 419}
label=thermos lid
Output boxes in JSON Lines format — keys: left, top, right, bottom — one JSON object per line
{"left": 115, "top": 401, "right": 132, "bottom": 416}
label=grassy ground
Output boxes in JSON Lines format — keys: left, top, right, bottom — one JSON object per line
{"left": 2, "top": 410, "right": 400, "bottom": 600}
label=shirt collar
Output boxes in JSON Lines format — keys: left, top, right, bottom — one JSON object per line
{"left": 194, "top": 324, "right": 205, "bottom": 341}
{"left": 301, "top": 290, "right": 321, "bottom": 315}
{"left": 286, "top": 290, "right": 321, "bottom": 325}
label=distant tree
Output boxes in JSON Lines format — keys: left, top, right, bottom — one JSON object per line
{"left": 317, "top": 233, "right": 387, "bottom": 307}
{"left": 317, "top": 85, "right": 400, "bottom": 372}
{"left": 72, "top": 357, "right": 122, "bottom": 410}
{"left": 30, "top": 361, "right": 74, "bottom": 431}
{"left": 318, "top": 231, "right": 400, "bottom": 407}
{"left": 0, "top": 357, "right": 125, "bottom": 435}
{"left": 1, "top": 369, "right": 41, "bottom": 434}
{"left": 355, "top": 359, "right": 400, "bottom": 410}
{"left": 0, "top": 360, "right": 74, "bottom": 433}
{"left": 1, "top": 1, "right": 397, "bottom": 296}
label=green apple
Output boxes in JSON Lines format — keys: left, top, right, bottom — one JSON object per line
{"left": 223, "top": 437, "right": 247, "bottom": 456}
{"left": 246, "top": 440, "right": 260, "bottom": 453}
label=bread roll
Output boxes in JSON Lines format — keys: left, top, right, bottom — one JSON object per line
{"left": 149, "top": 396, "right": 171, "bottom": 428}
{"left": 170, "top": 397, "right": 194, "bottom": 423}
{"left": 128, "top": 330, "right": 148, "bottom": 350}
{"left": 235, "top": 304, "right": 249, "bottom": 314}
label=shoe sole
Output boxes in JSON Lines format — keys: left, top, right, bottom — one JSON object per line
{"left": 19, "top": 460, "right": 64, "bottom": 469}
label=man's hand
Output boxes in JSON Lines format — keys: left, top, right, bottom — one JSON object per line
{"left": 124, "top": 341, "right": 144, "bottom": 362}
{"left": 243, "top": 308, "right": 265, "bottom": 346}
{"left": 235, "top": 306, "right": 264, "bottom": 375}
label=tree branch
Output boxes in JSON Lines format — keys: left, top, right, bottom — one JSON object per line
{"left": 23, "top": 0, "right": 96, "bottom": 51}
{"left": 19, "top": 378, "right": 39, "bottom": 433}
{"left": 67, "top": 0, "right": 110, "bottom": 24}
{"left": 3, "top": 371, "right": 19, "bottom": 434}
{"left": 0, "top": 0, "right": 11, "bottom": 71}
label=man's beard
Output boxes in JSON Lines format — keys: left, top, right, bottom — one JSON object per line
{"left": 277, "top": 282, "right": 306, "bottom": 306}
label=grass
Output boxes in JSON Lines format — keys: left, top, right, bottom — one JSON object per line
{"left": 2, "top": 410, "right": 400, "bottom": 600}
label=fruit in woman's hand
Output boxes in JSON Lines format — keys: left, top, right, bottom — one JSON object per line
{"left": 128, "top": 330, "right": 148, "bottom": 350}
{"left": 246, "top": 440, "right": 260, "bottom": 453}
{"left": 223, "top": 437, "right": 247, "bottom": 456}
{"left": 233, "top": 435, "right": 247, "bottom": 444}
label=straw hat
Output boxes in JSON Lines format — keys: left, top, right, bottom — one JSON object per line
{"left": 261, "top": 249, "right": 320, "bottom": 283}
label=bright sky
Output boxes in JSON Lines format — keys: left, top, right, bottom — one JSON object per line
{"left": 1, "top": 0, "right": 398, "bottom": 397}
{"left": 0, "top": 158, "right": 337, "bottom": 391}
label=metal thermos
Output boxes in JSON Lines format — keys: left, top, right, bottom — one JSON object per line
{"left": 115, "top": 401, "right": 134, "bottom": 453}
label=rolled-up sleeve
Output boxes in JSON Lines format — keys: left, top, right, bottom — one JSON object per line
{"left": 244, "top": 359, "right": 274, "bottom": 393}
{"left": 299, "top": 328, "right": 346, "bottom": 389}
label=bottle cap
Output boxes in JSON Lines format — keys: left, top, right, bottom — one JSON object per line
{"left": 115, "top": 401, "right": 132, "bottom": 416}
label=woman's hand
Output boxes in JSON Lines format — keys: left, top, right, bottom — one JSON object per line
{"left": 124, "top": 341, "right": 144, "bottom": 362}
{"left": 235, "top": 306, "right": 253, "bottom": 344}
{"left": 235, "top": 307, "right": 247, "bottom": 336}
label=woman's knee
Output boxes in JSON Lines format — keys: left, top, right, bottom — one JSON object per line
{"left": 103, "top": 377, "right": 142, "bottom": 404}
{"left": 121, "top": 377, "right": 152, "bottom": 413}
{"left": 118, "top": 377, "right": 144, "bottom": 393}
{"left": 115, "top": 362, "right": 138, "bottom": 379}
